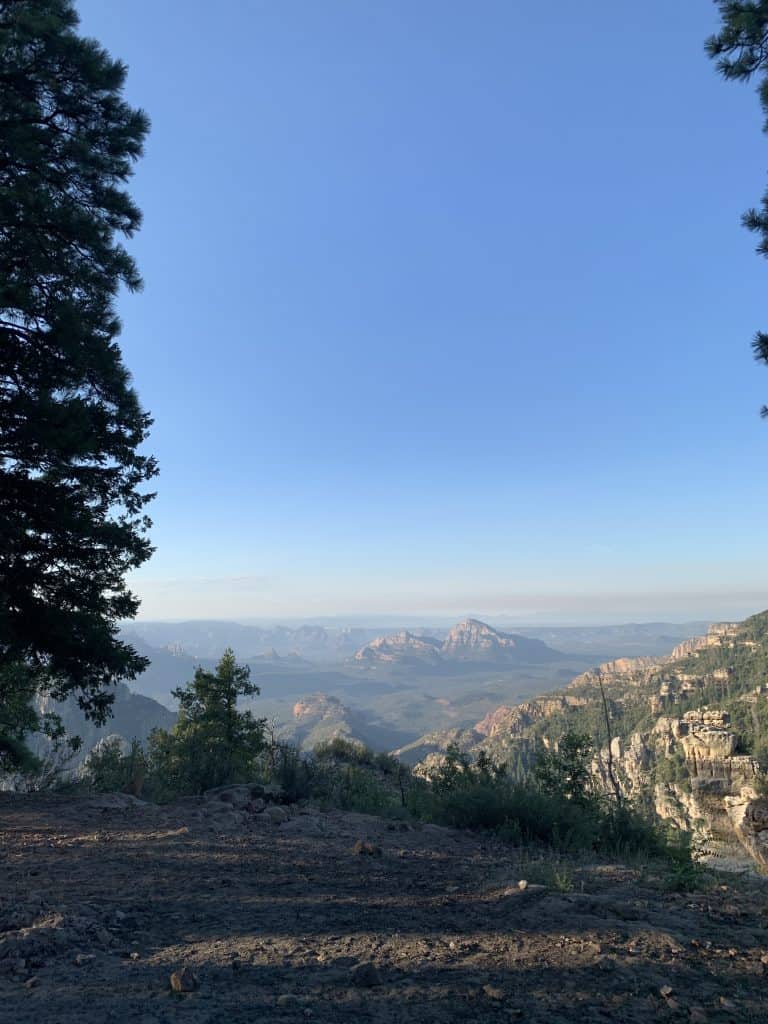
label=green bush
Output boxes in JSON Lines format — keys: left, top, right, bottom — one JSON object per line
{"left": 533, "top": 732, "right": 597, "bottom": 807}
{"left": 331, "top": 764, "right": 399, "bottom": 813}
{"left": 658, "top": 831, "right": 708, "bottom": 891}
{"left": 654, "top": 751, "right": 691, "bottom": 792}
{"left": 83, "top": 737, "right": 146, "bottom": 795}
{"left": 314, "top": 737, "right": 375, "bottom": 766}
{"left": 410, "top": 774, "right": 600, "bottom": 850}
{"left": 410, "top": 737, "right": 689, "bottom": 861}
{"left": 260, "top": 740, "right": 317, "bottom": 802}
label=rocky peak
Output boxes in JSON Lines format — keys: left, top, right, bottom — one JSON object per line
{"left": 292, "top": 694, "right": 348, "bottom": 721}
{"left": 668, "top": 635, "right": 709, "bottom": 660}
{"left": 442, "top": 619, "right": 516, "bottom": 655}
{"left": 354, "top": 631, "right": 442, "bottom": 664}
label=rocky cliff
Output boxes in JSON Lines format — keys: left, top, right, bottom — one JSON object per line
{"left": 590, "top": 704, "right": 767, "bottom": 870}
{"left": 405, "top": 611, "right": 768, "bottom": 871}
{"left": 280, "top": 692, "right": 410, "bottom": 753}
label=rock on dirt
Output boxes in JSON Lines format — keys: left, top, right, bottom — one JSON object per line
{"left": 169, "top": 966, "right": 198, "bottom": 992}
{"left": 351, "top": 839, "right": 382, "bottom": 856}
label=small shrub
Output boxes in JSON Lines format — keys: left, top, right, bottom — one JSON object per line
{"left": 412, "top": 751, "right": 601, "bottom": 851}
{"left": 83, "top": 737, "right": 146, "bottom": 795}
{"left": 314, "top": 737, "right": 374, "bottom": 766}
{"left": 596, "top": 804, "right": 671, "bottom": 860}
{"left": 262, "top": 741, "right": 317, "bottom": 802}
{"left": 374, "top": 751, "right": 401, "bottom": 775}
{"left": 523, "top": 858, "right": 576, "bottom": 892}
{"left": 533, "top": 732, "right": 597, "bottom": 807}
{"left": 334, "top": 765, "right": 398, "bottom": 814}
{"left": 655, "top": 830, "right": 708, "bottom": 892}
{"left": 654, "top": 751, "right": 692, "bottom": 793}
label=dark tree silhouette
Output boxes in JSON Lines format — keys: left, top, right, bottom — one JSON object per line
{"left": 0, "top": 0, "right": 156, "bottom": 762}
{"left": 707, "top": 2, "right": 768, "bottom": 412}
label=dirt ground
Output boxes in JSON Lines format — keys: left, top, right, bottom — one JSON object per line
{"left": 1, "top": 791, "right": 767, "bottom": 1024}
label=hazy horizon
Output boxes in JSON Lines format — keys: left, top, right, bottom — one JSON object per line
{"left": 127, "top": 591, "right": 768, "bottom": 629}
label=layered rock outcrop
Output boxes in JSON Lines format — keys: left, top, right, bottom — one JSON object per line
{"left": 596, "top": 704, "right": 768, "bottom": 870}
{"left": 408, "top": 612, "right": 768, "bottom": 871}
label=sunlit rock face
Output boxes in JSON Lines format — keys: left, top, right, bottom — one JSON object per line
{"left": 596, "top": 706, "right": 765, "bottom": 871}
{"left": 669, "top": 635, "right": 710, "bottom": 660}
{"left": 724, "top": 789, "right": 768, "bottom": 869}
{"left": 354, "top": 631, "right": 443, "bottom": 665}
{"left": 354, "top": 618, "right": 559, "bottom": 666}
{"left": 678, "top": 719, "right": 738, "bottom": 765}
{"left": 474, "top": 697, "right": 585, "bottom": 741}
{"left": 407, "top": 612, "right": 768, "bottom": 871}
{"left": 439, "top": 619, "right": 557, "bottom": 662}
{"left": 292, "top": 693, "right": 348, "bottom": 722}
{"left": 441, "top": 619, "right": 519, "bottom": 657}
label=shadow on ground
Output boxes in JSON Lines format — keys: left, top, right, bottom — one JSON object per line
{"left": 1, "top": 793, "right": 766, "bottom": 1023}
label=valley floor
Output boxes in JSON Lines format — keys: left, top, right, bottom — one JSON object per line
{"left": 1, "top": 794, "right": 767, "bottom": 1023}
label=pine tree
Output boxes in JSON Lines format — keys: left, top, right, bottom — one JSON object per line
{"left": 0, "top": 0, "right": 156, "bottom": 757}
{"left": 533, "top": 732, "right": 596, "bottom": 807}
{"left": 147, "top": 651, "right": 266, "bottom": 796}
{"left": 706, "top": 2, "right": 768, "bottom": 411}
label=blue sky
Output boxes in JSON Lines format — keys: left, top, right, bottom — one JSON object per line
{"left": 77, "top": 0, "right": 768, "bottom": 623}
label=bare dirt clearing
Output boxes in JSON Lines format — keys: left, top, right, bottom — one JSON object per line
{"left": 1, "top": 793, "right": 767, "bottom": 1023}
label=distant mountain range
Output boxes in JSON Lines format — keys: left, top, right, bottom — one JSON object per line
{"left": 353, "top": 618, "right": 562, "bottom": 667}
{"left": 123, "top": 618, "right": 708, "bottom": 666}
{"left": 124, "top": 620, "right": 383, "bottom": 663}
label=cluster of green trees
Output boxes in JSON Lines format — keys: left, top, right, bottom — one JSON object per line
{"left": 83, "top": 670, "right": 411, "bottom": 815}
{"left": 528, "top": 608, "right": 768, "bottom": 760}
{"left": 653, "top": 750, "right": 692, "bottom": 792}
{"left": 84, "top": 650, "right": 267, "bottom": 800}
{"left": 525, "top": 687, "right": 654, "bottom": 754}
{"left": 659, "top": 620, "right": 768, "bottom": 763}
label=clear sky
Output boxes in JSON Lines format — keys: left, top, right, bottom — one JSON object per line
{"left": 76, "top": 0, "right": 768, "bottom": 624}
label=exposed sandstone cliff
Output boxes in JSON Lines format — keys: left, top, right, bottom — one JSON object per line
{"left": 407, "top": 613, "right": 768, "bottom": 871}
{"left": 593, "top": 705, "right": 768, "bottom": 871}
